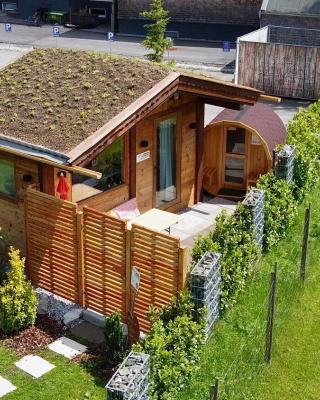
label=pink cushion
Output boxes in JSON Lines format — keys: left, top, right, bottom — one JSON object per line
{"left": 113, "top": 198, "right": 140, "bottom": 220}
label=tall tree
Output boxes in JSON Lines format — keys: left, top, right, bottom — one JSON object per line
{"left": 141, "top": 0, "right": 173, "bottom": 62}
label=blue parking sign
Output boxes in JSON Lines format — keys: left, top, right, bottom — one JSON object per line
{"left": 223, "top": 41, "right": 231, "bottom": 52}
{"left": 108, "top": 32, "right": 114, "bottom": 41}
{"left": 53, "top": 26, "right": 60, "bottom": 37}
{"left": 5, "top": 23, "right": 12, "bottom": 32}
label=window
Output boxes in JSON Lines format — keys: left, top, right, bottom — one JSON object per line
{"left": 92, "top": 138, "right": 124, "bottom": 190}
{"left": 156, "top": 117, "right": 177, "bottom": 207}
{"left": 0, "top": 158, "right": 16, "bottom": 197}
{"left": 226, "top": 127, "right": 246, "bottom": 154}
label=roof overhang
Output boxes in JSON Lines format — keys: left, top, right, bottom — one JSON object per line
{"left": 68, "top": 72, "right": 263, "bottom": 166}
{"left": 0, "top": 135, "right": 101, "bottom": 179}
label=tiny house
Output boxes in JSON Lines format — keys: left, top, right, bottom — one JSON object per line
{"left": 203, "top": 103, "right": 287, "bottom": 198}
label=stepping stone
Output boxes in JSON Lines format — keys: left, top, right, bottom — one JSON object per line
{"left": 48, "top": 337, "right": 87, "bottom": 359}
{"left": 15, "top": 355, "right": 55, "bottom": 378}
{"left": 70, "top": 320, "right": 105, "bottom": 345}
{"left": 0, "top": 376, "right": 16, "bottom": 397}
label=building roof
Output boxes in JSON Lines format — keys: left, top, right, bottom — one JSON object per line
{"left": 0, "top": 48, "right": 263, "bottom": 165}
{"left": 261, "top": 0, "right": 320, "bottom": 16}
{"left": 209, "top": 102, "right": 287, "bottom": 154}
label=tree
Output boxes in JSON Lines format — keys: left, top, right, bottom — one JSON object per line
{"left": 141, "top": 0, "right": 173, "bottom": 62}
{"left": 0, "top": 248, "right": 37, "bottom": 334}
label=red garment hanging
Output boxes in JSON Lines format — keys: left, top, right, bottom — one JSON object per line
{"left": 56, "top": 173, "right": 69, "bottom": 200}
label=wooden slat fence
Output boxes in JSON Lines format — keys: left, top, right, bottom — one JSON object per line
{"left": 82, "top": 206, "right": 127, "bottom": 319}
{"left": 25, "top": 188, "right": 188, "bottom": 332}
{"left": 26, "top": 188, "right": 79, "bottom": 302}
{"left": 130, "top": 224, "right": 186, "bottom": 332}
{"left": 238, "top": 41, "right": 320, "bottom": 100}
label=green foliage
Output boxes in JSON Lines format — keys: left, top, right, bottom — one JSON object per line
{"left": 192, "top": 205, "right": 258, "bottom": 312}
{"left": 0, "top": 227, "right": 9, "bottom": 285}
{"left": 104, "top": 311, "right": 127, "bottom": 366}
{"left": 0, "top": 248, "right": 37, "bottom": 334}
{"left": 134, "top": 291, "right": 206, "bottom": 400}
{"left": 141, "top": 0, "right": 173, "bottom": 62}
{"left": 257, "top": 172, "right": 297, "bottom": 250}
{"left": 287, "top": 100, "right": 320, "bottom": 201}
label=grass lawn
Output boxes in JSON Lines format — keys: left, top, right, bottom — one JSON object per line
{"left": 0, "top": 345, "right": 106, "bottom": 399}
{"left": 177, "top": 185, "right": 320, "bottom": 400}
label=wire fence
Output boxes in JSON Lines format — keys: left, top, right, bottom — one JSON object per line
{"left": 209, "top": 203, "right": 312, "bottom": 400}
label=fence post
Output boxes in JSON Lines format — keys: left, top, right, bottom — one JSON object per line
{"left": 76, "top": 211, "right": 85, "bottom": 307}
{"left": 178, "top": 246, "right": 188, "bottom": 290}
{"left": 300, "top": 203, "right": 311, "bottom": 281}
{"left": 210, "top": 378, "right": 219, "bottom": 400}
{"left": 125, "top": 228, "right": 132, "bottom": 317}
{"left": 264, "top": 263, "right": 277, "bottom": 363}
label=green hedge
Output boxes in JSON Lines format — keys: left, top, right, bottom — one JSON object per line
{"left": 287, "top": 100, "right": 320, "bottom": 201}
{"left": 134, "top": 291, "right": 206, "bottom": 400}
{"left": 192, "top": 205, "right": 258, "bottom": 312}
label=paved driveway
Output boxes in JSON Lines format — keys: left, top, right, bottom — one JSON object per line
{"left": 0, "top": 23, "right": 235, "bottom": 67}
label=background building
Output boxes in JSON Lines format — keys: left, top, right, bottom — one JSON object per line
{"left": 260, "top": 0, "right": 320, "bottom": 30}
{"left": 117, "top": 0, "right": 263, "bottom": 41}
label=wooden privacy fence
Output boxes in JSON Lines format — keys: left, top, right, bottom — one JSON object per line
{"left": 237, "top": 41, "right": 320, "bottom": 100}
{"left": 25, "top": 187, "right": 188, "bottom": 332}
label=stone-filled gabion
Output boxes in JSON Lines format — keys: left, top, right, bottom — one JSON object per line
{"left": 190, "top": 252, "right": 221, "bottom": 336}
{"left": 243, "top": 188, "right": 265, "bottom": 248}
{"left": 274, "top": 144, "right": 296, "bottom": 183}
{"left": 106, "top": 352, "right": 149, "bottom": 400}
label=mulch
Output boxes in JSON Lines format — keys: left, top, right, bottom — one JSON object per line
{"left": 0, "top": 315, "right": 66, "bottom": 356}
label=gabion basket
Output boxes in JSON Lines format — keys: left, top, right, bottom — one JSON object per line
{"left": 274, "top": 145, "right": 296, "bottom": 183}
{"left": 106, "top": 352, "right": 149, "bottom": 400}
{"left": 190, "top": 251, "right": 221, "bottom": 336}
{"left": 243, "top": 189, "right": 265, "bottom": 248}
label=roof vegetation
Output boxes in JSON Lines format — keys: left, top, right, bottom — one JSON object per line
{"left": 0, "top": 49, "right": 169, "bottom": 153}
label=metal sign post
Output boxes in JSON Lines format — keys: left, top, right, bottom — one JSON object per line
{"left": 222, "top": 41, "right": 231, "bottom": 53}
{"left": 108, "top": 31, "right": 114, "bottom": 54}
{"left": 5, "top": 23, "right": 12, "bottom": 47}
{"left": 53, "top": 25, "right": 60, "bottom": 48}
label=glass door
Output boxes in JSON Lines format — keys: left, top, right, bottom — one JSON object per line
{"left": 223, "top": 127, "right": 247, "bottom": 188}
{"left": 156, "top": 116, "right": 178, "bottom": 207}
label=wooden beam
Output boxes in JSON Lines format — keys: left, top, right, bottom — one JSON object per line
{"left": 129, "top": 126, "right": 137, "bottom": 198}
{"left": 195, "top": 102, "right": 205, "bottom": 204}
{"left": 0, "top": 146, "right": 102, "bottom": 179}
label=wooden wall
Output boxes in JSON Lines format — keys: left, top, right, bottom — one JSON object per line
{"left": 0, "top": 152, "right": 39, "bottom": 253}
{"left": 78, "top": 184, "right": 129, "bottom": 213}
{"left": 237, "top": 41, "right": 320, "bottom": 100}
{"left": 135, "top": 94, "right": 197, "bottom": 214}
{"left": 204, "top": 123, "right": 269, "bottom": 194}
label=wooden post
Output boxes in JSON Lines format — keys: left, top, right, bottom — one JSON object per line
{"left": 210, "top": 378, "right": 219, "bottom": 400}
{"left": 178, "top": 246, "right": 188, "bottom": 290}
{"left": 76, "top": 211, "right": 85, "bottom": 307}
{"left": 129, "top": 126, "right": 137, "bottom": 199}
{"left": 264, "top": 263, "right": 277, "bottom": 364}
{"left": 195, "top": 102, "right": 205, "bottom": 204}
{"left": 300, "top": 203, "right": 311, "bottom": 281}
{"left": 125, "top": 228, "right": 132, "bottom": 317}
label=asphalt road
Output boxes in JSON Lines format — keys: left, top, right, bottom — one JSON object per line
{"left": 0, "top": 23, "right": 235, "bottom": 67}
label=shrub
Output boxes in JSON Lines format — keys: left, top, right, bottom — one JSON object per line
{"left": 287, "top": 100, "right": 320, "bottom": 202}
{"left": 0, "top": 227, "right": 9, "bottom": 285}
{"left": 192, "top": 204, "right": 258, "bottom": 312}
{"left": 257, "top": 172, "right": 297, "bottom": 250}
{"left": 0, "top": 248, "right": 37, "bottom": 334}
{"left": 134, "top": 291, "right": 206, "bottom": 400}
{"left": 104, "top": 311, "right": 127, "bottom": 366}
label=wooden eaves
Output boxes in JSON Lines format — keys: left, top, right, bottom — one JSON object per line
{"left": 68, "top": 72, "right": 265, "bottom": 167}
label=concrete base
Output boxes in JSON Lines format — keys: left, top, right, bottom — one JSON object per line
{"left": 70, "top": 321, "right": 105, "bottom": 345}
